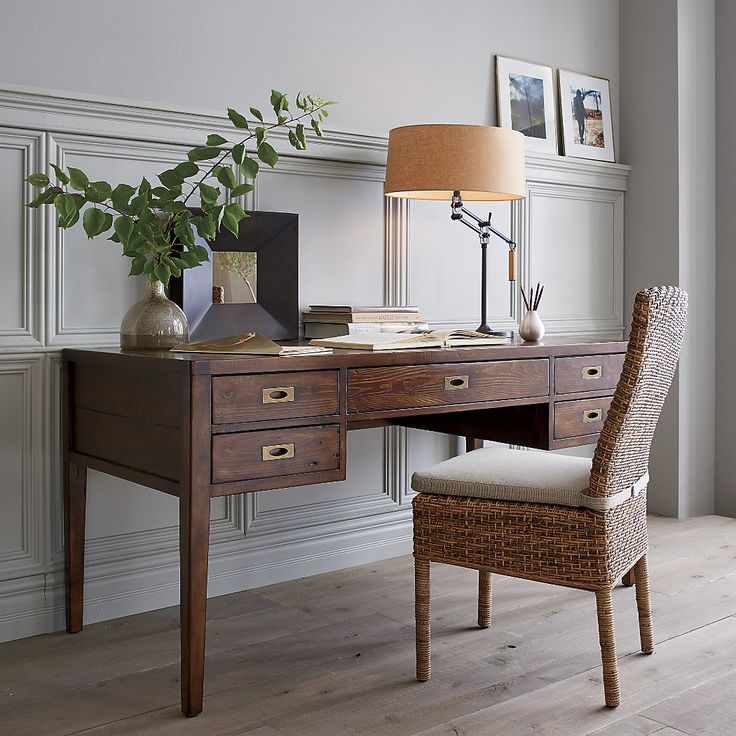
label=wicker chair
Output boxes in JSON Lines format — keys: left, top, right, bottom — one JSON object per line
{"left": 410, "top": 286, "right": 688, "bottom": 707}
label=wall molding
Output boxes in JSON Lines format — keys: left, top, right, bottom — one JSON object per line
{"left": 0, "top": 82, "right": 629, "bottom": 642}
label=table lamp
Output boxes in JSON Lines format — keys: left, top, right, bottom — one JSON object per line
{"left": 384, "top": 124, "right": 526, "bottom": 335}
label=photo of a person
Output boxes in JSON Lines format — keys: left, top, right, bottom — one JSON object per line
{"left": 573, "top": 89, "right": 586, "bottom": 144}
{"left": 569, "top": 86, "right": 605, "bottom": 148}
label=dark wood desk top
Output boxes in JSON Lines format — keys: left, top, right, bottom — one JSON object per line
{"left": 64, "top": 336, "right": 627, "bottom": 375}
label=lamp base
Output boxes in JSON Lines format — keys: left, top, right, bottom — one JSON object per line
{"left": 477, "top": 322, "right": 514, "bottom": 339}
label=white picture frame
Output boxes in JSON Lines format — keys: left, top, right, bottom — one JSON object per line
{"left": 496, "top": 56, "right": 558, "bottom": 155}
{"left": 558, "top": 69, "right": 615, "bottom": 162}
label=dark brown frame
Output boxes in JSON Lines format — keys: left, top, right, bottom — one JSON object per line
{"left": 170, "top": 210, "right": 299, "bottom": 341}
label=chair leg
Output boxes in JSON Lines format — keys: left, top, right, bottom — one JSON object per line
{"left": 634, "top": 555, "right": 654, "bottom": 654}
{"left": 621, "top": 567, "right": 635, "bottom": 587}
{"left": 595, "top": 589, "right": 621, "bottom": 707}
{"left": 415, "top": 557, "right": 431, "bottom": 682}
{"left": 478, "top": 570, "right": 492, "bottom": 628}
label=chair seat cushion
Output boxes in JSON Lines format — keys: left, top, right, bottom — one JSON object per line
{"left": 411, "top": 447, "right": 593, "bottom": 508}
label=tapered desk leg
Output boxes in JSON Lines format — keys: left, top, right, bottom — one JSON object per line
{"left": 64, "top": 461, "right": 87, "bottom": 634}
{"left": 180, "top": 486, "right": 210, "bottom": 717}
{"left": 465, "top": 437, "right": 484, "bottom": 452}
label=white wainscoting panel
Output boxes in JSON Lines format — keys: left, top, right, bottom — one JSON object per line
{"left": 0, "top": 129, "right": 43, "bottom": 348}
{"left": 0, "top": 85, "right": 629, "bottom": 642}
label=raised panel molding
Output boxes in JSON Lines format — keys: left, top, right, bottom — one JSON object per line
{"left": 0, "top": 84, "right": 629, "bottom": 642}
{"left": 0, "top": 356, "right": 44, "bottom": 578}
{"left": 0, "top": 129, "right": 43, "bottom": 348}
{"left": 523, "top": 182, "right": 624, "bottom": 337}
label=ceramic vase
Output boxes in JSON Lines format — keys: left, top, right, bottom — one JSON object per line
{"left": 519, "top": 309, "right": 545, "bottom": 342}
{"left": 120, "top": 280, "right": 189, "bottom": 350}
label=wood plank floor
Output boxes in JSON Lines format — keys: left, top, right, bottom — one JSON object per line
{"left": 1, "top": 514, "right": 735, "bottom": 736}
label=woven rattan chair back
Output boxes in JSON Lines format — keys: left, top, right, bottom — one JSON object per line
{"left": 588, "top": 286, "right": 688, "bottom": 499}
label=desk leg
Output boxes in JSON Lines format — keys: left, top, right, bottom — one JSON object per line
{"left": 179, "top": 488, "right": 210, "bottom": 717}
{"left": 465, "top": 437, "right": 484, "bottom": 452}
{"left": 64, "top": 461, "right": 87, "bottom": 634}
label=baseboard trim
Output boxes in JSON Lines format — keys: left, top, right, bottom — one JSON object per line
{"left": 0, "top": 514, "right": 413, "bottom": 641}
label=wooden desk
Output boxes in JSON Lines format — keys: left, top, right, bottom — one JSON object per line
{"left": 62, "top": 337, "right": 626, "bottom": 716}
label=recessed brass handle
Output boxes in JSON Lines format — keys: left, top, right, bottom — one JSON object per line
{"left": 262, "top": 386, "right": 295, "bottom": 404}
{"left": 444, "top": 375, "right": 469, "bottom": 390}
{"left": 583, "top": 409, "right": 602, "bottom": 423}
{"left": 582, "top": 365, "right": 602, "bottom": 380}
{"left": 262, "top": 442, "right": 295, "bottom": 461}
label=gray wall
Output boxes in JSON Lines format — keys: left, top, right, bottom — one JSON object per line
{"left": 0, "top": 0, "right": 631, "bottom": 642}
{"left": 619, "top": 0, "right": 716, "bottom": 517}
{"left": 715, "top": 0, "right": 736, "bottom": 516}
{"left": 0, "top": 0, "right": 619, "bottom": 137}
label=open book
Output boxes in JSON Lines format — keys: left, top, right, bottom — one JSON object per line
{"left": 309, "top": 329, "right": 510, "bottom": 351}
{"left": 171, "top": 333, "right": 332, "bottom": 356}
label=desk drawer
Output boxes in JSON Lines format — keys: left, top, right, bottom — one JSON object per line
{"left": 348, "top": 359, "right": 549, "bottom": 414}
{"left": 212, "top": 425, "right": 340, "bottom": 483}
{"left": 554, "top": 354, "right": 625, "bottom": 395}
{"left": 554, "top": 396, "right": 613, "bottom": 439}
{"left": 212, "top": 370, "right": 339, "bottom": 424}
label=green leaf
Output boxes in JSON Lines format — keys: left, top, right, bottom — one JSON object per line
{"left": 222, "top": 202, "right": 247, "bottom": 237}
{"left": 231, "top": 143, "right": 245, "bottom": 165}
{"left": 295, "top": 123, "right": 307, "bottom": 149}
{"left": 138, "top": 177, "right": 152, "bottom": 195}
{"left": 255, "top": 127, "right": 266, "bottom": 146}
{"left": 28, "top": 186, "right": 62, "bottom": 208}
{"left": 187, "top": 146, "right": 221, "bottom": 162}
{"left": 128, "top": 193, "right": 149, "bottom": 216}
{"left": 227, "top": 108, "right": 249, "bottom": 129}
{"left": 311, "top": 118, "right": 323, "bottom": 137}
{"left": 68, "top": 167, "right": 89, "bottom": 192}
{"left": 26, "top": 173, "right": 49, "bottom": 188}
{"left": 249, "top": 107, "right": 263, "bottom": 122}
{"left": 50, "top": 164, "right": 70, "bottom": 185}
{"left": 54, "top": 193, "right": 79, "bottom": 228}
{"left": 82, "top": 207, "right": 111, "bottom": 238}
{"left": 270, "top": 89, "right": 285, "bottom": 114}
{"left": 198, "top": 182, "right": 220, "bottom": 206}
{"left": 216, "top": 167, "right": 237, "bottom": 189}
{"left": 129, "top": 256, "right": 146, "bottom": 276}
{"left": 288, "top": 130, "right": 299, "bottom": 149}
{"left": 86, "top": 180, "right": 112, "bottom": 203}
{"left": 154, "top": 262, "right": 171, "bottom": 286}
{"left": 206, "top": 133, "right": 228, "bottom": 146}
{"left": 113, "top": 215, "right": 135, "bottom": 244}
{"left": 230, "top": 183, "right": 254, "bottom": 197}
{"left": 111, "top": 183, "right": 136, "bottom": 212}
{"left": 158, "top": 161, "right": 199, "bottom": 189}
{"left": 174, "top": 219, "right": 195, "bottom": 247}
{"left": 192, "top": 244, "right": 210, "bottom": 261}
{"left": 257, "top": 142, "right": 278, "bottom": 168}
{"left": 239, "top": 157, "right": 259, "bottom": 179}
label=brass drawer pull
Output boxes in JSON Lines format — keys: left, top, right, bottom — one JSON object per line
{"left": 262, "top": 386, "right": 295, "bottom": 404}
{"left": 444, "top": 375, "right": 469, "bottom": 390}
{"left": 583, "top": 409, "right": 602, "bottom": 423}
{"left": 262, "top": 442, "right": 295, "bottom": 461}
{"left": 582, "top": 365, "right": 602, "bottom": 380}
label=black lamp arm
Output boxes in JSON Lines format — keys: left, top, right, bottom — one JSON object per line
{"left": 450, "top": 191, "right": 515, "bottom": 247}
{"left": 449, "top": 190, "right": 516, "bottom": 336}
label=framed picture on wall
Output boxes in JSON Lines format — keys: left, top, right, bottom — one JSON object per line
{"left": 496, "top": 56, "right": 558, "bottom": 154}
{"left": 558, "top": 69, "right": 615, "bottom": 162}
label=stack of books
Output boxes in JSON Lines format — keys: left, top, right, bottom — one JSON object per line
{"left": 303, "top": 305, "right": 428, "bottom": 338}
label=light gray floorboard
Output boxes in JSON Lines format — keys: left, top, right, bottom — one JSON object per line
{"left": 0, "top": 515, "right": 734, "bottom": 736}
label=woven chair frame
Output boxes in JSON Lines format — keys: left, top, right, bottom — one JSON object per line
{"left": 412, "top": 286, "right": 688, "bottom": 707}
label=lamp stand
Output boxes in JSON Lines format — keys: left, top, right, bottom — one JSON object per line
{"left": 450, "top": 191, "right": 516, "bottom": 337}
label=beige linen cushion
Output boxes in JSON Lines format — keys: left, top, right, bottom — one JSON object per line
{"left": 411, "top": 447, "right": 593, "bottom": 508}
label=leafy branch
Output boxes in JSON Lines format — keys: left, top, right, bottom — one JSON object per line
{"left": 25, "top": 90, "right": 335, "bottom": 287}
